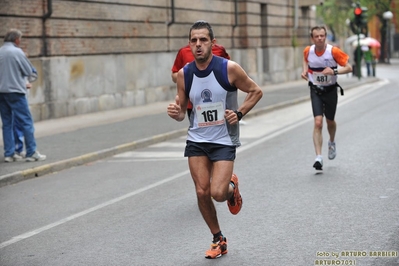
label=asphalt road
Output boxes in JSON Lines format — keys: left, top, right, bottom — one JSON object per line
{"left": 0, "top": 72, "right": 370, "bottom": 184}
{"left": 1, "top": 61, "right": 398, "bottom": 266}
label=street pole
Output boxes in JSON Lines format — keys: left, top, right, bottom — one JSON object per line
{"left": 354, "top": 3, "right": 363, "bottom": 79}
{"left": 357, "top": 30, "right": 361, "bottom": 79}
{"left": 383, "top": 11, "right": 393, "bottom": 64}
{"left": 387, "top": 21, "right": 391, "bottom": 64}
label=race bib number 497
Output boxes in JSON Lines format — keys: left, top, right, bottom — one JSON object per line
{"left": 196, "top": 102, "right": 225, "bottom": 127}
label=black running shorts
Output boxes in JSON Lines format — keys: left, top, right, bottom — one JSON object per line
{"left": 310, "top": 88, "right": 338, "bottom": 120}
{"left": 184, "top": 140, "right": 236, "bottom": 161}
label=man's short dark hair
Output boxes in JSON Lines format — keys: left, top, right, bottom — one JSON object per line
{"left": 310, "top": 25, "right": 327, "bottom": 38}
{"left": 189, "top": 20, "right": 215, "bottom": 40}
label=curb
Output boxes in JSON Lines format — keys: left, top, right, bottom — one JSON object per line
{"left": 0, "top": 128, "right": 187, "bottom": 188}
{"left": 0, "top": 78, "right": 379, "bottom": 187}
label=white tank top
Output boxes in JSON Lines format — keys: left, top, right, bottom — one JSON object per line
{"left": 183, "top": 56, "right": 240, "bottom": 147}
{"left": 307, "top": 44, "right": 338, "bottom": 86}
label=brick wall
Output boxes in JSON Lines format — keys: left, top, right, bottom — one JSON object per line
{"left": 1, "top": 0, "right": 318, "bottom": 57}
{"left": 0, "top": 0, "right": 320, "bottom": 122}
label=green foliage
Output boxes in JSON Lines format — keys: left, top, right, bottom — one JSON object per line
{"left": 317, "top": 0, "right": 397, "bottom": 38}
{"left": 364, "top": 0, "right": 390, "bottom": 20}
{"left": 316, "top": 0, "right": 354, "bottom": 39}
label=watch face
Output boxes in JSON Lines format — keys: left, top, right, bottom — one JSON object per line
{"left": 235, "top": 111, "right": 243, "bottom": 120}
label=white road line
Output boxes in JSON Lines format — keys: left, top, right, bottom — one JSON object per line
{"left": 149, "top": 142, "right": 186, "bottom": 148}
{"left": 0, "top": 79, "right": 388, "bottom": 250}
{"left": 0, "top": 170, "right": 190, "bottom": 249}
{"left": 108, "top": 158, "right": 186, "bottom": 162}
{"left": 114, "top": 151, "right": 183, "bottom": 158}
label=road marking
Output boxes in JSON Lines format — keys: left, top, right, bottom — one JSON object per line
{"left": 113, "top": 151, "right": 183, "bottom": 158}
{"left": 150, "top": 142, "right": 186, "bottom": 148}
{"left": 0, "top": 79, "right": 388, "bottom": 249}
{"left": 108, "top": 158, "right": 186, "bottom": 162}
{"left": 0, "top": 170, "right": 190, "bottom": 249}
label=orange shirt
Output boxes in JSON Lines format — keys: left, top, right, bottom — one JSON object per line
{"left": 303, "top": 45, "right": 349, "bottom": 66}
{"left": 171, "top": 44, "right": 230, "bottom": 73}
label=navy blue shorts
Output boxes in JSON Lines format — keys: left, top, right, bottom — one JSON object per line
{"left": 184, "top": 141, "right": 236, "bottom": 162}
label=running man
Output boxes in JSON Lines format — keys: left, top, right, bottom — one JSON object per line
{"left": 167, "top": 20, "right": 262, "bottom": 259}
{"left": 301, "top": 25, "right": 352, "bottom": 170}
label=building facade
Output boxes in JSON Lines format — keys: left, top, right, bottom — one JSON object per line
{"left": 0, "top": 0, "right": 322, "bottom": 121}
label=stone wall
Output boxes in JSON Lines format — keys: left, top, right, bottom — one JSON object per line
{"left": 0, "top": 0, "right": 320, "bottom": 122}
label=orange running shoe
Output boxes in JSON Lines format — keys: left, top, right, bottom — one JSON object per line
{"left": 205, "top": 236, "right": 228, "bottom": 259}
{"left": 227, "top": 173, "right": 242, "bottom": 215}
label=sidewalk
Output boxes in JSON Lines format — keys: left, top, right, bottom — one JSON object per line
{"left": 0, "top": 75, "right": 379, "bottom": 187}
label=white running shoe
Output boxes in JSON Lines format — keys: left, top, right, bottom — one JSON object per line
{"left": 313, "top": 156, "right": 323, "bottom": 170}
{"left": 4, "top": 153, "right": 24, "bottom": 163}
{"left": 328, "top": 141, "right": 336, "bottom": 160}
{"left": 26, "top": 151, "right": 46, "bottom": 162}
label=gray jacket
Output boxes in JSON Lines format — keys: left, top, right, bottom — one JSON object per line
{"left": 0, "top": 42, "right": 34, "bottom": 94}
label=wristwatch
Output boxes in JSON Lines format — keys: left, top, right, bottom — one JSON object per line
{"left": 234, "top": 110, "right": 243, "bottom": 121}
{"left": 333, "top": 68, "right": 338, "bottom": 75}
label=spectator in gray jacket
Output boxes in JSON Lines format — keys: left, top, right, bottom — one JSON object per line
{"left": 0, "top": 29, "right": 46, "bottom": 162}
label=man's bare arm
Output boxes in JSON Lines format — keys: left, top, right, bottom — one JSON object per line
{"left": 171, "top": 72, "right": 178, "bottom": 83}
{"left": 225, "top": 61, "right": 263, "bottom": 124}
{"left": 167, "top": 69, "right": 187, "bottom": 121}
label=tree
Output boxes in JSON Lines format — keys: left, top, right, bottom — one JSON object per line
{"left": 317, "top": 0, "right": 398, "bottom": 62}
{"left": 316, "top": 0, "right": 354, "bottom": 42}
{"left": 363, "top": 0, "right": 397, "bottom": 62}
